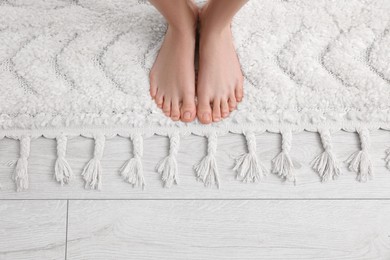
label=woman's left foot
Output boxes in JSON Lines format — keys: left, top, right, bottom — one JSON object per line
{"left": 196, "top": 5, "right": 244, "bottom": 124}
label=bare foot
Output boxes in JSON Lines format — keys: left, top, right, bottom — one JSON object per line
{"left": 196, "top": 4, "right": 244, "bottom": 124}
{"left": 149, "top": 2, "right": 198, "bottom": 122}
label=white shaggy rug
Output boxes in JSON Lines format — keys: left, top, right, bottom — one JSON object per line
{"left": 0, "top": 0, "right": 390, "bottom": 191}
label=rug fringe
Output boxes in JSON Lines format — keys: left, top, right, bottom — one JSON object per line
{"left": 2, "top": 126, "right": 386, "bottom": 191}
{"left": 194, "top": 132, "right": 219, "bottom": 188}
{"left": 310, "top": 128, "right": 341, "bottom": 181}
{"left": 81, "top": 134, "right": 105, "bottom": 190}
{"left": 54, "top": 134, "right": 73, "bottom": 186}
{"left": 120, "top": 133, "right": 145, "bottom": 189}
{"left": 156, "top": 132, "right": 180, "bottom": 188}
{"left": 271, "top": 129, "right": 296, "bottom": 183}
{"left": 234, "top": 131, "right": 267, "bottom": 183}
{"left": 344, "top": 127, "right": 373, "bottom": 182}
{"left": 13, "top": 136, "right": 30, "bottom": 192}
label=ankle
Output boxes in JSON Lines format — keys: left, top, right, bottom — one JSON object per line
{"left": 201, "top": 22, "right": 231, "bottom": 37}
{"left": 200, "top": 16, "right": 232, "bottom": 36}
{"left": 168, "top": 22, "right": 196, "bottom": 36}
{"left": 199, "top": 22, "right": 232, "bottom": 46}
{"left": 166, "top": 3, "right": 198, "bottom": 34}
{"left": 166, "top": 25, "right": 196, "bottom": 42}
{"left": 199, "top": 3, "right": 233, "bottom": 34}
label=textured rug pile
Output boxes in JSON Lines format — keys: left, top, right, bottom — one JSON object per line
{"left": 0, "top": 0, "right": 390, "bottom": 191}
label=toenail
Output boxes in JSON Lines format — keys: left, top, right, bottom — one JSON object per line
{"left": 222, "top": 112, "right": 228, "bottom": 117}
{"left": 183, "top": 112, "right": 191, "bottom": 120}
{"left": 202, "top": 113, "right": 211, "bottom": 122}
{"left": 214, "top": 117, "right": 220, "bottom": 122}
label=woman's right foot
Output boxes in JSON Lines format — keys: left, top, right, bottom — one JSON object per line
{"left": 149, "top": 1, "right": 198, "bottom": 122}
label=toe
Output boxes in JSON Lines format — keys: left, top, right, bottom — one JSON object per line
{"left": 180, "top": 96, "right": 196, "bottom": 123}
{"left": 221, "top": 99, "right": 229, "bottom": 118}
{"left": 170, "top": 99, "right": 181, "bottom": 121}
{"left": 150, "top": 84, "right": 157, "bottom": 100}
{"left": 197, "top": 99, "right": 212, "bottom": 124}
{"left": 228, "top": 94, "right": 237, "bottom": 111}
{"left": 235, "top": 86, "right": 243, "bottom": 102}
{"left": 155, "top": 92, "right": 164, "bottom": 108}
{"left": 212, "top": 99, "right": 221, "bottom": 122}
{"left": 149, "top": 74, "right": 157, "bottom": 99}
{"left": 162, "top": 97, "right": 171, "bottom": 116}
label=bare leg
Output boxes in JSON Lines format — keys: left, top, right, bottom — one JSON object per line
{"left": 197, "top": 0, "right": 247, "bottom": 124}
{"left": 149, "top": 0, "right": 198, "bottom": 122}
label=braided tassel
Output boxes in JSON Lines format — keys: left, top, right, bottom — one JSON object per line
{"left": 234, "top": 131, "right": 267, "bottom": 183}
{"left": 194, "top": 132, "right": 219, "bottom": 188}
{"left": 271, "top": 129, "right": 296, "bottom": 182}
{"left": 13, "top": 136, "right": 31, "bottom": 192}
{"left": 310, "top": 128, "right": 341, "bottom": 181}
{"left": 120, "top": 133, "right": 145, "bottom": 188}
{"left": 54, "top": 134, "right": 73, "bottom": 185}
{"left": 344, "top": 127, "right": 373, "bottom": 182}
{"left": 81, "top": 134, "right": 105, "bottom": 190}
{"left": 156, "top": 132, "right": 180, "bottom": 188}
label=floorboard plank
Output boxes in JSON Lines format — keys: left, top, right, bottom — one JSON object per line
{"left": 0, "top": 200, "right": 67, "bottom": 260}
{"left": 67, "top": 200, "right": 390, "bottom": 260}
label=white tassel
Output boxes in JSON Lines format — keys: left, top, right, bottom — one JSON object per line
{"left": 310, "top": 128, "right": 341, "bottom": 181}
{"left": 271, "top": 129, "right": 296, "bottom": 183}
{"left": 54, "top": 134, "right": 73, "bottom": 185}
{"left": 194, "top": 132, "right": 219, "bottom": 188}
{"left": 120, "top": 133, "right": 145, "bottom": 188}
{"left": 233, "top": 131, "right": 267, "bottom": 183}
{"left": 156, "top": 132, "right": 180, "bottom": 188}
{"left": 344, "top": 127, "right": 373, "bottom": 182}
{"left": 81, "top": 134, "right": 105, "bottom": 190}
{"left": 13, "top": 136, "right": 31, "bottom": 192}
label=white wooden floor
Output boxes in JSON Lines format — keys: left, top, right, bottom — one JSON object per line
{"left": 1, "top": 130, "right": 390, "bottom": 259}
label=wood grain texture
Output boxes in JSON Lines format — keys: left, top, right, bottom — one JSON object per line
{"left": 0, "top": 200, "right": 67, "bottom": 260}
{"left": 67, "top": 200, "right": 390, "bottom": 260}
{"left": 1, "top": 130, "right": 390, "bottom": 199}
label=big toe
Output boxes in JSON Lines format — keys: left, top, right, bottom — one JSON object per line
{"left": 180, "top": 97, "right": 196, "bottom": 123}
{"left": 197, "top": 100, "right": 212, "bottom": 124}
